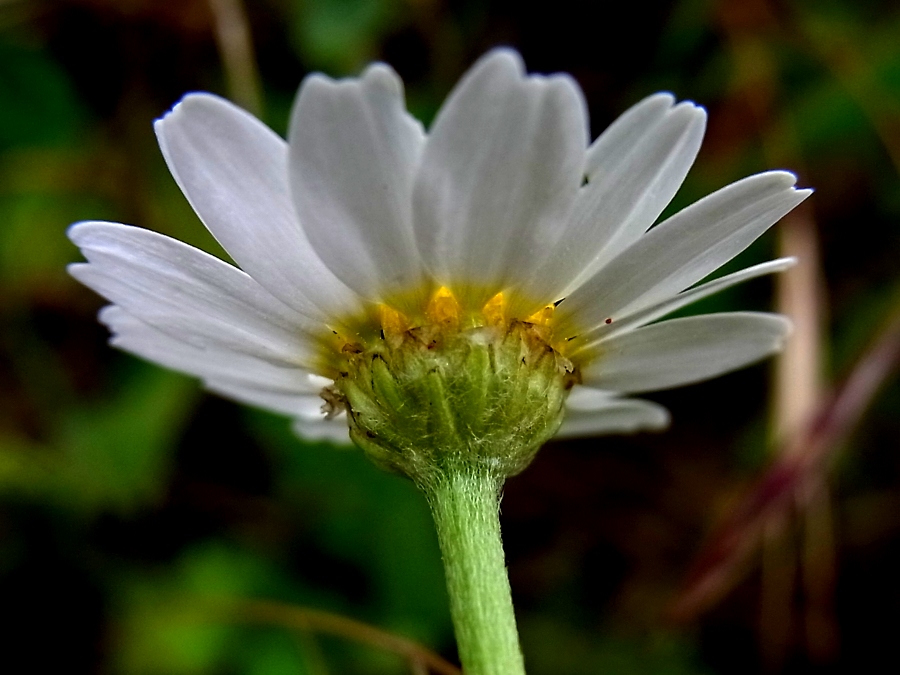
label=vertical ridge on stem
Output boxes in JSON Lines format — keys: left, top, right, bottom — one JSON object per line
{"left": 424, "top": 466, "right": 526, "bottom": 675}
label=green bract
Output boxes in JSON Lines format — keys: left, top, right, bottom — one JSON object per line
{"left": 329, "top": 320, "right": 578, "bottom": 486}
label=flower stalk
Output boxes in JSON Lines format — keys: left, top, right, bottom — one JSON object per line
{"left": 424, "top": 465, "right": 525, "bottom": 675}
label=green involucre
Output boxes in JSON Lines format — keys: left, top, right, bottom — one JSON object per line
{"left": 329, "top": 320, "right": 578, "bottom": 487}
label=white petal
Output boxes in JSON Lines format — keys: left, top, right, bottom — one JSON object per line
{"left": 583, "top": 93, "right": 677, "bottom": 176}
{"left": 580, "top": 312, "right": 791, "bottom": 393}
{"left": 524, "top": 96, "right": 706, "bottom": 302}
{"left": 154, "top": 93, "right": 359, "bottom": 319}
{"left": 555, "top": 171, "right": 811, "bottom": 337}
{"left": 288, "top": 64, "right": 427, "bottom": 307}
{"left": 557, "top": 389, "right": 670, "bottom": 438}
{"left": 575, "top": 257, "right": 796, "bottom": 352}
{"left": 207, "top": 379, "right": 327, "bottom": 418}
{"left": 291, "top": 414, "right": 352, "bottom": 445}
{"left": 99, "top": 306, "right": 325, "bottom": 395}
{"left": 101, "top": 305, "right": 341, "bottom": 437}
{"left": 412, "top": 48, "right": 587, "bottom": 308}
{"left": 69, "top": 221, "right": 317, "bottom": 365}
{"left": 565, "top": 385, "right": 618, "bottom": 410}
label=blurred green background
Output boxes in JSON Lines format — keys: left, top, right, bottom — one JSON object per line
{"left": 1, "top": 0, "right": 899, "bottom": 673}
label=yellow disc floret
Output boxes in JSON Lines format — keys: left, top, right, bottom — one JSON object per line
{"left": 426, "top": 286, "right": 463, "bottom": 327}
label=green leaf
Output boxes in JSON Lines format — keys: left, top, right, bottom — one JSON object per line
{"left": 0, "top": 37, "right": 86, "bottom": 149}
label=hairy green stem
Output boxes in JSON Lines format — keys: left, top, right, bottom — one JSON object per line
{"left": 424, "top": 466, "right": 526, "bottom": 675}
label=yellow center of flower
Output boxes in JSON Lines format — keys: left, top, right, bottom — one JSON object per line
{"left": 316, "top": 286, "right": 567, "bottom": 377}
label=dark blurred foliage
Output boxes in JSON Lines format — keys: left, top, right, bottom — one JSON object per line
{"left": 1, "top": 0, "right": 899, "bottom": 673}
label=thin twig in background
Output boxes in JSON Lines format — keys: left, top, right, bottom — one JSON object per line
{"left": 768, "top": 155, "right": 834, "bottom": 668}
{"left": 774, "top": 207, "right": 825, "bottom": 450}
{"left": 797, "top": 471, "right": 839, "bottom": 662}
{"left": 784, "top": 9, "right": 900, "bottom": 660}
{"left": 295, "top": 627, "right": 331, "bottom": 675}
{"left": 208, "top": 0, "right": 263, "bottom": 116}
{"left": 232, "top": 599, "right": 461, "bottom": 675}
{"left": 774, "top": 204, "right": 836, "bottom": 666}
{"left": 671, "top": 307, "right": 900, "bottom": 621}
{"left": 759, "top": 511, "right": 795, "bottom": 669}
{"left": 712, "top": 2, "right": 835, "bottom": 665}
{"left": 701, "top": 3, "right": 900, "bottom": 665}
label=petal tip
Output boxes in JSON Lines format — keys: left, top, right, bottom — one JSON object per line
{"left": 67, "top": 220, "right": 109, "bottom": 245}
{"left": 361, "top": 61, "right": 401, "bottom": 85}
{"left": 647, "top": 407, "right": 672, "bottom": 431}
{"left": 67, "top": 221, "right": 89, "bottom": 243}
{"left": 769, "top": 169, "right": 801, "bottom": 186}
{"left": 67, "top": 220, "right": 132, "bottom": 247}
{"left": 291, "top": 415, "right": 352, "bottom": 445}
{"left": 97, "top": 304, "right": 122, "bottom": 324}
{"left": 649, "top": 91, "right": 677, "bottom": 106}
{"left": 66, "top": 261, "right": 88, "bottom": 278}
{"left": 474, "top": 46, "right": 525, "bottom": 77}
{"left": 776, "top": 314, "right": 794, "bottom": 339}
{"left": 155, "top": 92, "right": 223, "bottom": 127}
{"left": 670, "top": 99, "right": 708, "bottom": 129}
{"left": 777, "top": 256, "right": 799, "bottom": 270}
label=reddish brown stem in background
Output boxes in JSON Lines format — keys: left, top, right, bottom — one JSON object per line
{"left": 670, "top": 310, "right": 900, "bottom": 621}
{"left": 224, "top": 598, "right": 462, "bottom": 675}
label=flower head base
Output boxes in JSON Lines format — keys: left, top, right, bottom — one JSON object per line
{"left": 326, "top": 286, "right": 578, "bottom": 484}
{"left": 68, "top": 48, "right": 811, "bottom": 466}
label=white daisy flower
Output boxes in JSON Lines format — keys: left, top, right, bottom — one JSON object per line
{"left": 68, "top": 49, "right": 809, "bottom": 480}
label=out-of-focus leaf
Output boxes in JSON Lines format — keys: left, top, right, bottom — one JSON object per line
{"left": 0, "top": 364, "right": 198, "bottom": 515}
{"left": 291, "top": 0, "right": 407, "bottom": 74}
{"left": 115, "top": 543, "right": 323, "bottom": 675}
{"left": 250, "top": 410, "right": 452, "bottom": 647}
{"left": 0, "top": 37, "right": 86, "bottom": 149}
{"left": 654, "top": 0, "right": 713, "bottom": 70}
{"left": 790, "top": 81, "right": 871, "bottom": 153}
{"left": 113, "top": 544, "right": 251, "bottom": 675}
{"left": 0, "top": 188, "right": 107, "bottom": 292}
{"left": 239, "top": 629, "right": 312, "bottom": 675}
{"left": 58, "top": 365, "right": 198, "bottom": 513}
